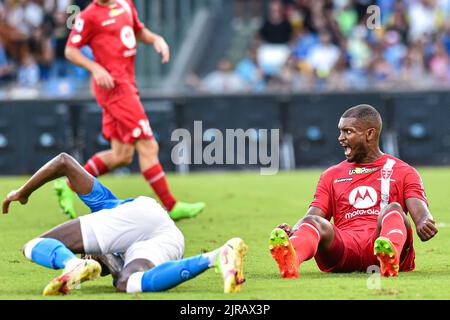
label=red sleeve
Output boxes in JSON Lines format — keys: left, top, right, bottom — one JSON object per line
{"left": 130, "top": 0, "right": 145, "bottom": 33}
{"left": 310, "top": 172, "right": 333, "bottom": 220}
{"left": 403, "top": 166, "right": 429, "bottom": 206}
{"left": 66, "top": 12, "right": 94, "bottom": 49}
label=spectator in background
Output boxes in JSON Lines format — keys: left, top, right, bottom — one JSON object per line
{"left": 408, "top": 0, "right": 441, "bottom": 42}
{"left": 354, "top": 0, "right": 375, "bottom": 22}
{"left": 29, "top": 26, "right": 54, "bottom": 80}
{"left": 334, "top": 0, "right": 359, "bottom": 37}
{"left": 258, "top": 0, "right": 293, "bottom": 77}
{"left": 295, "top": 0, "right": 317, "bottom": 33}
{"left": 0, "top": 39, "right": 13, "bottom": 83}
{"left": 306, "top": 31, "right": 341, "bottom": 79}
{"left": 383, "top": 29, "right": 407, "bottom": 72}
{"left": 429, "top": 41, "right": 450, "bottom": 83}
{"left": 200, "top": 58, "right": 249, "bottom": 93}
{"left": 259, "top": 0, "right": 293, "bottom": 44}
{"left": 233, "top": 0, "right": 263, "bottom": 29}
{"left": 376, "top": 0, "right": 397, "bottom": 25}
{"left": 17, "top": 53, "right": 39, "bottom": 87}
{"left": 386, "top": 0, "right": 409, "bottom": 44}
{"left": 0, "top": 0, "right": 29, "bottom": 63}
{"left": 235, "top": 46, "right": 266, "bottom": 92}
{"left": 440, "top": 20, "right": 450, "bottom": 56}
{"left": 273, "top": 54, "right": 315, "bottom": 91}
{"left": 326, "top": 53, "right": 352, "bottom": 90}
{"left": 347, "top": 23, "right": 372, "bottom": 70}
{"left": 368, "top": 45, "right": 395, "bottom": 88}
{"left": 48, "top": 0, "right": 74, "bottom": 79}
{"left": 398, "top": 47, "right": 429, "bottom": 89}
{"left": 291, "top": 28, "right": 319, "bottom": 61}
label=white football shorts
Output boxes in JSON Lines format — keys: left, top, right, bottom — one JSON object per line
{"left": 78, "top": 196, "right": 184, "bottom": 267}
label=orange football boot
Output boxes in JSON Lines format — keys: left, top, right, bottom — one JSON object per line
{"left": 268, "top": 227, "right": 299, "bottom": 278}
{"left": 374, "top": 237, "right": 399, "bottom": 277}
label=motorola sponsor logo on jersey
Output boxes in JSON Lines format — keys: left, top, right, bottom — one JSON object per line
{"left": 345, "top": 186, "right": 380, "bottom": 219}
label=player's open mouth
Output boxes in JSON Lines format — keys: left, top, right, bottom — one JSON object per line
{"left": 343, "top": 146, "right": 352, "bottom": 157}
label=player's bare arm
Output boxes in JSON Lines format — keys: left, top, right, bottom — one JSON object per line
{"left": 406, "top": 197, "right": 438, "bottom": 242}
{"left": 65, "top": 46, "right": 115, "bottom": 90}
{"left": 136, "top": 28, "right": 170, "bottom": 63}
{"left": 2, "top": 153, "right": 94, "bottom": 214}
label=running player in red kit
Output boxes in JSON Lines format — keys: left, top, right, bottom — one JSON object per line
{"left": 269, "top": 104, "right": 438, "bottom": 278}
{"left": 57, "top": 0, "right": 204, "bottom": 221}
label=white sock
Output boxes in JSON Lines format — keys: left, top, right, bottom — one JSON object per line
{"left": 63, "top": 257, "right": 84, "bottom": 270}
{"left": 203, "top": 248, "right": 222, "bottom": 268}
{"left": 127, "top": 272, "right": 144, "bottom": 293}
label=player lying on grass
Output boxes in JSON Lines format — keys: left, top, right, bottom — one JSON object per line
{"left": 269, "top": 104, "right": 438, "bottom": 278}
{"left": 2, "top": 153, "right": 247, "bottom": 295}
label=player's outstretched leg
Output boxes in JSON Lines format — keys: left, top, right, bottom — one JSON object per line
{"left": 374, "top": 204, "right": 408, "bottom": 277}
{"left": 374, "top": 237, "right": 399, "bottom": 277}
{"left": 215, "top": 237, "right": 248, "bottom": 293}
{"left": 268, "top": 227, "right": 299, "bottom": 278}
{"left": 43, "top": 258, "right": 102, "bottom": 296}
{"left": 123, "top": 238, "right": 248, "bottom": 294}
{"left": 269, "top": 220, "right": 322, "bottom": 279}
{"left": 54, "top": 178, "right": 77, "bottom": 219}
{"left": 22, "top": 237, "right": 101, "bottom": 295}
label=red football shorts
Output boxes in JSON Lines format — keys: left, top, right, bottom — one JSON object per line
{"left": 314, "top": 224, "right": 415, "bottom": 273}
{"left": 96, "top": 84, "right": 154, "bottom": 144}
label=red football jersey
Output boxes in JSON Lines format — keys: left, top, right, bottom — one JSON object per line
{"left": 66, "top": 0, "right": 144, "bottom": 100}
{"left": 310, "top": 154, "right": 428, "bottom": 236}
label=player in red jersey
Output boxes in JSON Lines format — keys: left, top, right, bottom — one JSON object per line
{"left": 56, "top": 0, "right": 204, "bottom": 221}
{"left": 269, "top": 104, "right": 438, "bottom": 278}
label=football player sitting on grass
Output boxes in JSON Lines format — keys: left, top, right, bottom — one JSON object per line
{"left": 269, "top": 104, "right": 438, "bottom": 278}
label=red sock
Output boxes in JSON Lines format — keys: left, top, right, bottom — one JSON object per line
{"left": 380, "top": 210, "right": 407, "bottom": 254}
{"left": 83, "top": 155, "right": 109, "bottom": 177}
{"left": 142, "top": 163, "right": 177, "bottom": 211}
{"left": 67, "top": 155, "right": 109, "bottom": 190}
{"left": 290, "top": 222, "right": 321, "bottom": 265}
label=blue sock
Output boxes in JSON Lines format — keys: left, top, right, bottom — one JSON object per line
{"left": 25, "top": 238, "right": 77, "bottom": 269}
{"left": 141, "top": 254, "right": 210, "bottom": 292}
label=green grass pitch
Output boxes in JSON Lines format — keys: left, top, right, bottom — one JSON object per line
{"left": 0, "top": 168, "right": 449, "bottom": 300}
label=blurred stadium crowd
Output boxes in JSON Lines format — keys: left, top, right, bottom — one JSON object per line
{"left": 0, "top": 0, "right": 90, "bottom": 98}
{"left": 188, "top": 0, "right": 450, "bottom": 93}
{"left": 1, "top": 0, "right": 450, "bottom": 98}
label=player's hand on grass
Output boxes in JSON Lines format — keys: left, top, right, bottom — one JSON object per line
{"left": 277, "top": 223, "right": 293, "bottom": 237}
{"left": 153, "top": 36, "right": 170, "bottom": 63}
{"left": 2, "top": 188, "right": 29, "bottom": 214}
{"left": 416, "top": 217, "right": 438, "bottom": 241}
{"left": 92, "top": 64, "right": 115, "bottom": 90}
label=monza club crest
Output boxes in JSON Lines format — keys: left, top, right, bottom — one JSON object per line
{"left": 381, "top": 168, "right": 393, "bottom": 180}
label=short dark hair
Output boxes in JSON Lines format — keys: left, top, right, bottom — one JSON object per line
{"left": 342, "top": 104, "right": 382, "bottom": 132}
{"left": 342, "top": 104, "right": 380, "bottom": 120}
